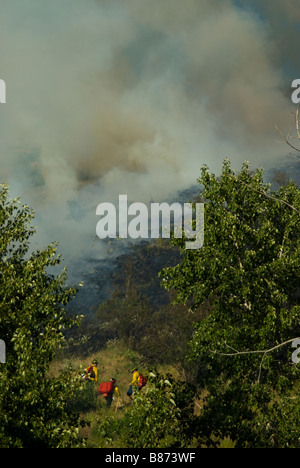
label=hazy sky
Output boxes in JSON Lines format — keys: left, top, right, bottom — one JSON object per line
{"left": 0, "top": 0, "right": 299, "bottom": 273}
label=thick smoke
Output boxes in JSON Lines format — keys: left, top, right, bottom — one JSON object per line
{"left": 0, "top": 0, "right": 298, "bottom": 276}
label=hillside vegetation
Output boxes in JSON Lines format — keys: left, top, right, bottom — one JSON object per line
{"left": 0, "top": 160, "right": 299, "bottom": 448}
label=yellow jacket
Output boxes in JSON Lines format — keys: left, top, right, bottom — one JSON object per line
{"left": 92, "top": 366, "right": 98, "bottom": 382}
{"left": 131, "top": 371, "right": 140, "bottom": 386}
{"left": 86, "top": 365, "right": 98, "bottom": 382}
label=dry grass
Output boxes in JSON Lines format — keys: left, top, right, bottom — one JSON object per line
{"left": 50, "top": 339, "right": 181, "bottom": 399}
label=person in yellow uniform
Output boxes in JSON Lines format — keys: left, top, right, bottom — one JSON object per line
{"left": 85, "top": 359, "right": 98, "bottom": 383}
{"left": 91, "top": 359, "right": 98, "bottom": 383}
{"left": 127, "top": 368, "right": 140, "bottom": 399}
{"left": 131, "top": 368, "right": 140, "bottom": 388}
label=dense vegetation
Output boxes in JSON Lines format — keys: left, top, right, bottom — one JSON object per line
{"left": 160, "top": 160, "right": 300, "bottom": 447}
{"left": 0, "top": 184, "right": 85, "bottom": 447}
{"left": 0, "top": 159, "right": 299, "bottom": 448}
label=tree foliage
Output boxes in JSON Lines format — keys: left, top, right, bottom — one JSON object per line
{"left": 0, "top": 184, "right": 85, "bottom": 448}
{"left": 95, "top": 371, "right": 196, "bottom": 449}
{"left": 160, "top": 160, "right": 300, "bottom": 447}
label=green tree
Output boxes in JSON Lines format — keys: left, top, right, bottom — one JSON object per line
{"left": 0, "top": 184, "right": 85, "bottom": 448}
{"left": 121, "top": 373, "right": 181, "bottom": 448}
{"left": 160, "top": 160, "right": 300, "bottom": 448}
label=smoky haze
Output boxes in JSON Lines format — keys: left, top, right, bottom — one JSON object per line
{"left": 0, "top": 0, "right": 298, "bottom": 279}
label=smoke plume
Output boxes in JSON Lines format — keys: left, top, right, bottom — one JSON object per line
{"left": 0, "top": 0, "right": 298, "bottom": 276}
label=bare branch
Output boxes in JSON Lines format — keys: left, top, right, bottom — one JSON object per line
{"left": 295, "top": 106, "right": 300, "bottom": 140}
{"left": 275, "top": 123, "right": 300, "bottom": 154}
{"left": 210, "top": 338, "right": 300, "bottom": 385}
{"left": 210, "top": 337, "right": 300, "bottom": 357}
{"left": 275, "top": 104, "right": 300, "bottom": 154}
{"left": 257, "top": 352, "right": 267, "bottom": 385}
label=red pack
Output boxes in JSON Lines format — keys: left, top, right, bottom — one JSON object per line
{"left": 138, "top": 374, "right": 147, "bottom": 388}
{"left": 98, "top": 381, "right": 115, "bottom": 395}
